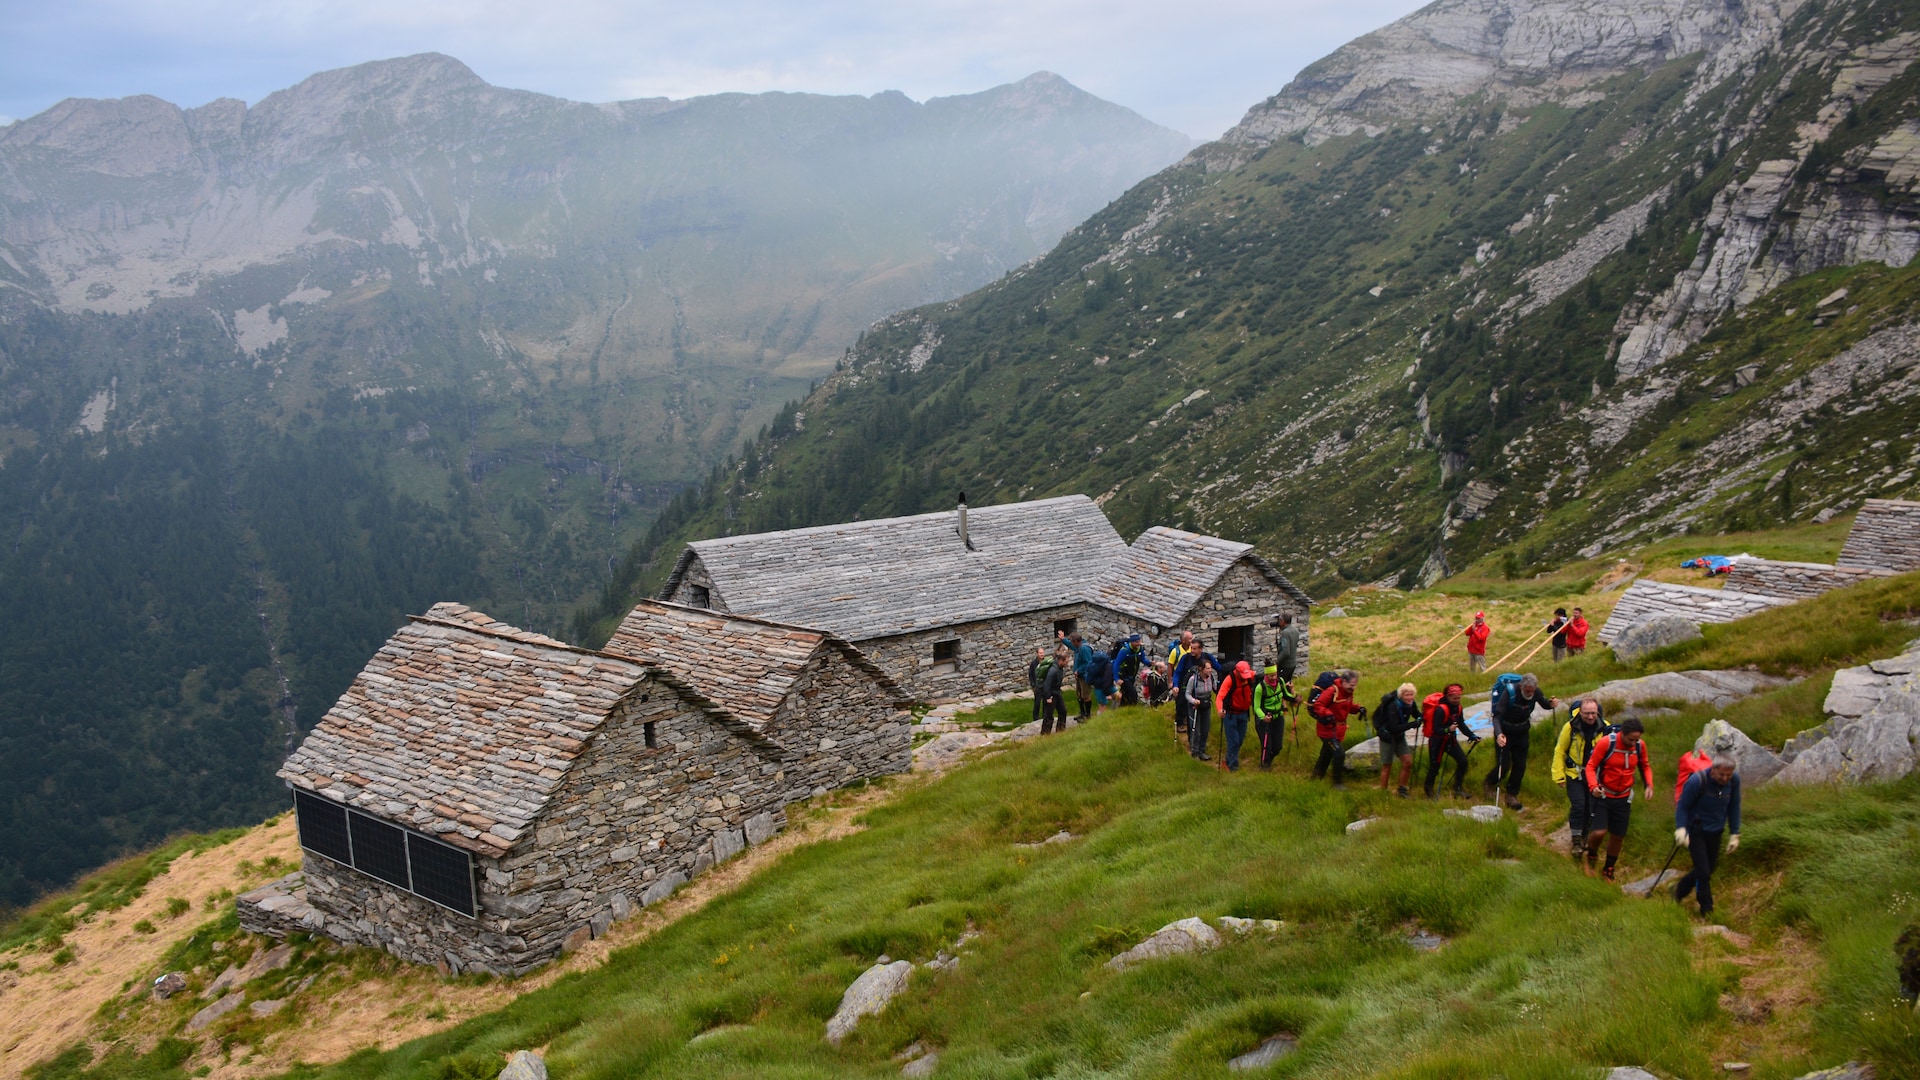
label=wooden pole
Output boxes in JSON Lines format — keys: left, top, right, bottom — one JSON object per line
{"left": 1516, "top": 625, "right": 1560, "bottom": 668}
{"left": 1487, "top": 620, "right": 1553, "bottom": 669}
{"left": 1403, "top": 627, "right": 1465, "bottom": 679}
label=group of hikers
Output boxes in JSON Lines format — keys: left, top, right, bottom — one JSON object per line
{"left": 1024, "top": 613, "right": 1743, "bottom": 911}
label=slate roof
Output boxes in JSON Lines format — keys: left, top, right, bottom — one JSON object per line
{"left": 1092, "top": 526, "right": 1313, "bottom": 628}
{"left": 663, "top": 495, "right": 1127, "bottom": 640}
{"left": 279, "top": 603, "right": 764, "bottom": 859}
{"left": 601, "top": 599, "right": 909, "bottom": 729}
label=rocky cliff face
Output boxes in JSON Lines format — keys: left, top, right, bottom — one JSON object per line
{"left": 621, "top": 0, "right": 1920, "bottom": 603}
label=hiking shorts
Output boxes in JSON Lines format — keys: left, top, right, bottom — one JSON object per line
{"left": 1593, "top": 796, "right": 1632, "bottom": 837}
{"left": 1379, "top": 731, "right": 1411, "bottom": 761}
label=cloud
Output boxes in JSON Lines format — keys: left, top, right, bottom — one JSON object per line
{"left": 0, "top": 0, "right": 1426, "bottom": 140}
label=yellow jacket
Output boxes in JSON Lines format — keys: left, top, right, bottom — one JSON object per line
{"left": 1551, "top": 718, "right": 1606, "bottom": 784}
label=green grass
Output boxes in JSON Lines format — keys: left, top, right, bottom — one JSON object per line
{"left": 0, "top": 826, "right": 250, "bottom": 954}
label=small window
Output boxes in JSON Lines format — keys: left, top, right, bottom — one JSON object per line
{"left": 1053, "top": 618, "right": 1078, "bottom": 638}
{"left": 932, "top": 639, "right": 960, "bottom": 663}
{"left": 688, "top": 584, "right": 711, "bottom": 609}
{"left": 644, "top": 721, "right": 658, "bottom": 749}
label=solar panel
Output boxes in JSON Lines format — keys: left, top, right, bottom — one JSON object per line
{"left": 293, "top": 790, "right": 352, "bottom": 865}
{"left": 407, "top": 832, "right": 476, "bottom": 917}
{"left": 348, "top": 812, "right": 411, "bottom": 890}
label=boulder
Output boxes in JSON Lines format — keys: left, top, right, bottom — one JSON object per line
{"left": 1693, "top": 720, "right": 1785, "bottom": 785}
{"left": 1612, "top": 615, "right": 1702, "bottom": 662}
{"left": 187, "top": 991, "right": 245, "bottom": 1031}
{"left": 1585, "top": 670, "right": 1789, "bottom": 711}
{"left": 1345, "top": 817, "right": 1381, "bottom": 834}
{"left": 902, "top": 1052, "right": 940, "bottom": 1077}
{"left": 1228, "top": 1034, "right": 1297, "bottom": 1071}
{"left": 1106, "top": 917, "right": 1221, "bottom": 970}
{"left": 1790, "top": 1065, "right": 1874, "bottom": 1080}
{"left": 249, "top": 998, "right": 286, "bottom": 1017}
{"left": 1774, "top": 676, "right": 1920, "bottom": 785}
{"left": 499, "top": 1050, "right": 548, "bottom": 1080}
{"left": 150, "top": 972, "right": 187, "bottom": 999}
{"left": 1443, "top": 805, "right": 1502, "bottom": 823}
{"left": 1606, "top": 1070, "right": 1661, "bottom": 1080}
{"left": 825, "top": 960, "right": 914, "bottom": 1044}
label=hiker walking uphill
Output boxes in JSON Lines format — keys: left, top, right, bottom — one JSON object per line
{"left": 1214, "top": 660, "right": 1259, "bottom": 771}
{"left": 1465, "top": 613, "right": 1491, "bottom": 673}
{"left": 1422, "top": 683, "right": 1478, "bottom": 799}
{"left": 1551, "top": 698, "right": 1612, "bottom": 860}
{"left": 1582, "top": 717, "right": 1655, "bottom": 881}
{"left": 1484, "top": 673, "right": 1559, "bottom": 810}
{"left": 1144, "top": 660, "right": 1173, "bottom": 707}
{"left": 1112, "top": 635, "right": 1147, "bottom": 707}
{"left": 1252, "top": 666, "right": 1289, "bottom": 769}
{"left": 1184, "top": 655, "right": 1220, "bottom": 761}
{"left": 1039, "top": 646, "right": 1071, "bottom": 735}
{"left": 1168, "top": 631, "right": 1197, "bottom": 735}
{"left": 1673, "top": 756, "right": 1742, "bottom": 917}
{"left": 1374, "top": 683, "right": 1422, "bottom": 798}
{"left": 1310, "top": 670, "right": 1363, "bottom": 789}
{"left": 1546, "top": 609, "right": 1571, "bottom": 663}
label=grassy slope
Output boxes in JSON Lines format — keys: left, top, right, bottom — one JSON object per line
{"left": 28, "top": 555, "right": 1920, "bottom": 1080}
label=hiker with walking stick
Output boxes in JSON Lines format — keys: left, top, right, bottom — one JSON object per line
{"left": 1483, "top": 673, "right": 1559, "bottom": 811}
{"left": 1253, "top": 665, "right": 1288, "bottom": 769}
{"left": 1673, "top": 755, "right": 1741, "bottom": 917}
{"left": 1551, "top": 697, "right": 1612, "bottom": 860}
{"left": 1309, "top": 670, "right": 1361, "bottom": 789}
{"left": 1582, "top": 717, "right": 1655, "bottom": 881}
{"left": 1421, "top": 683, "right": 1476, "bottom": 799}
{"left": 1373, "top": 682, "right": 1422, "bottom": 798}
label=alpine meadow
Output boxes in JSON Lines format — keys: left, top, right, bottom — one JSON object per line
{"left": 3, "top": 0, "right": 1920, "bottom": 1079}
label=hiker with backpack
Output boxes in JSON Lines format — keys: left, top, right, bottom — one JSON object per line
{"left": 1144, "top": 659, "right": 1173, "bottom": 707}
{"left": 1483, "top": 672, "right": 1559, "bottom": 811}
{"left": 1168, "top": 631, "right": 1197, "bottom": 735}
{"left": 1028, "top": 645, "right": 1049, "bottom": 725}
{"left": 1546, "top": 609, "right": 1571, "bottom": 663}
{"left": 1184, "top": 652, "right": 1220, "bottom": 761}
{"left": 1564, "top": 607, "right": 1589, "bottom": 657}
{"left": 1214, "top": 660, "right": 1260, "bottom": 771}
{"left": 1421, "top": 683, "right": 1477, "bottom": 799}
{"left": 1252, "top": 665, "right": 1289, "bottom": 769}
{"left": 1069, "top": 633, "right": 1097, "bottom": 722}
{"left": 1581, "top": 717, "right": 1655, "bottom": 881}
{"left": 1673, "top": 754, "right": 1741, "bottom": 917}
{"left": 1113, "top": 635, "right": 1147, "bottom": 707}
{"left": 1373, "top": 682, "right": 1422, "bottom": 797}
{"left": 1465, "top": 612, "right": 1491, "bottom": 673}
{"left": 1551, "top": 697, "right": 1611, "bottom": 860}
{"left": 1309, "top": 670, "right": 1363, "bottom": 789}
{"left": 1040, "top": 645, "right": 1071, "bottom": 734}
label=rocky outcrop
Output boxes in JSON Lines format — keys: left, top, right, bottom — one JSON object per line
{"left": 1612, "top": 615, "right": 1704, "bottom": 662}
{"left": 1205, "top": 0, "right": 1786, "bottom": 161}
{"left": 1584, "top": 669, "right": 1790, "bottom": 710}
{"left": 1694, "top": 719, "right": 1785, "bottom": 785}
{"left": 1775, "top": 640, "right": 1920, "bottom": 785}
{"left": 825, "top": 960, "right": 915, "bottom": 1044}
{"left": 1107, "top": 917, "right": 1221, "bottom": 970}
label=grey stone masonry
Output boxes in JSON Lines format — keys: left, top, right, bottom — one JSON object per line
{"left": 236, "top": 873, "right": 326, "bottom": 937}
{"left": 1724, "top": 559, "right": 1894, "bottom": 599}
{"left": 858, "top": 604, "right": 1129, "bottom": 702}
{"left": 1597, "top": 580, "right": 1790, "bottom": 644}
{"left": 1837, "top": 498, "right": 1920, "bottom": 573}
{"left": 1153, "top": 559, "right": 1311, "bottom": 672}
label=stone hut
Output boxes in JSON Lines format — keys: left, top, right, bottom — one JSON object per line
{"left": 1091, "top": 527, "right": 1314, "bottom": 672}
{"left": 600, "top": 599, "right": 913, "bottom": 799}
{"left": 245, "top": 601, "right": 902, "bottom": 975}
{"left": 659, "top": 496, "right": 1310, "bottom": 698}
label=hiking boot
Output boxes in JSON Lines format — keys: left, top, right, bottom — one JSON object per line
{"left": 1228, "top": 764, "right": 1240, "bottom": 772}
{"left": 1450, "top": 787, "right": 1468, "bottom": 800}
{"left": 1396, "top": 787, "right": 1410, "bottom": 799}
{"left": 1505, "top": 798, "right": 1524, "bottom": 812}
{"left": 1602, "top": 865, "right": 1616, "bottom": 883}
{"left": 1332, "top": 782, "right": 1347, "bottom": 791}
{"left": 1196, "top": 753, "right": 1212, "bottom": 762}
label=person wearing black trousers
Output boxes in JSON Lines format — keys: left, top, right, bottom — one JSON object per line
{"left": 1422, "top": 683, "right": 1477, "bottom": 798}
{"left": 1484, "top": 673, "right": 1558, "bottom": 811}
{"left": 1674, "top": 755, "right": 1742, "bottom": 916}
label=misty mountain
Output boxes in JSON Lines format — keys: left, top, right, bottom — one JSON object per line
{"left": 0, "top": 55, "right": 1188, "bottom": 905}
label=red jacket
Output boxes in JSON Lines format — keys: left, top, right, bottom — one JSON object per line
{"left": 1465, "top": 623, "right": 1491, "bottom": 656}
{"left": 1674, "top": 749, "right": 1713, "bottom": 804}
{"left": 1586, "top": 732, "right": 1654, "bottom": 798}
{"left": 1312, "top": 683, "right": 1355, "bottom": 740}
{"left": 1565, "top": 617, "right": 1590, "bottom": 649}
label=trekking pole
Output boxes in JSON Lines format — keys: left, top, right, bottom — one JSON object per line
{"left": 1646, "top": 843, "right": 1684, "bottom": 894}
{"left": 1488, "top": 621, "right": 1555, "bottom": 670}
{"left": 1403, "top": 627, "right": 1465, "bottom": 679}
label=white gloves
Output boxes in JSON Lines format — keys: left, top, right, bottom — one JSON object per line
{"left": 1674, "top": 827, "right": 1689, "bottom": 846}
{"left": 1726, "top": 834, "right": 1739, "bottom": 853}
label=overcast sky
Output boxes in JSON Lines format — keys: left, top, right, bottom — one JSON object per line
{"left": 0, "top": 0, "right": 1428, "bottom": 140}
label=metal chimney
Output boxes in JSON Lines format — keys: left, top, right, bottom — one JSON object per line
{"left": 956, "top": 492, "right": 974, "bottom": 551}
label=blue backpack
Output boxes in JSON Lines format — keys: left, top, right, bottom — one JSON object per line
{"left": 1490, "top": 673, "right": 1527, "bottom": 718}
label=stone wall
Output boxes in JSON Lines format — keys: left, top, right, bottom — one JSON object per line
{"left": 768, "top": 646, "right": 913, "bottom": 800}
{"left": 858, "top": 604, "right": 1118, "bottom": 701}
{"left": 1724, "top": 559, "right": 1894, "bottom": 600}
{"left": 1597, "top": 579, "right": 1790, "bottom": 644}
{"left": 1158, "top": 560, "right": 1311, "bottom": 675}
{"left": 296, "top": 681, "right": 790, "bottom": 974}
{"left": 1837, "top": 498, "right": 1920, "bottom": 572}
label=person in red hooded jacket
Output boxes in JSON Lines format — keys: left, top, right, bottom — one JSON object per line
{"left": 1214, "top": 660, "right": 1259, "bottom": 771}
{"left": 1309, "top": 670, "right": 1362, "bottom": 789}
{"left": 1583, "top": 717, "right": 1655, "bottom": 881}
{"left": 1564, "top": 607, "right": 1590, "bottom": 656}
